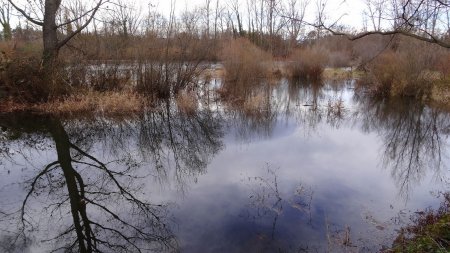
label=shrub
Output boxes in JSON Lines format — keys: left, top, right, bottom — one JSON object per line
{"left": 88, "top": 62, "right": 131, "bottom": 92}
{"left": 327, "top": 51, "right": 352, "bottom": 68}
{"left": 176, "top": 90, "right": 198, "bottom": 114}
{"left": 366, "top": 49, "right": 435, "bottom": 97}
{"left": 243, "top": 92, "right": 267, "bottom": 114}
{"left": 220, "top": 38, "right": 271, "bottom": 97}
{"left": 288, "top": 47, "right": 328, "bottom": 82}
{"left": 135, "top": 62, "right": 168, "bottom": 98}
{"left": 0, "top": 58, "right": 70, "bottom": 102}
{"left": 135, "top": 61, "right": 202, "bottom": 100}
{"left": 435, "top": 53, "right": 450, "bottom": 77}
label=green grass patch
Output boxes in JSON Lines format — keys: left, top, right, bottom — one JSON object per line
{"left": 390, "top": 194, "right": 450, "bottom": 253}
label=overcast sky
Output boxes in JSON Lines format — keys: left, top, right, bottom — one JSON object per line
{"left": 146, "top": 0, "right": 367, "bottom": 27}
{"left": 10, "top": 0, "right": 368, "bottom": 29}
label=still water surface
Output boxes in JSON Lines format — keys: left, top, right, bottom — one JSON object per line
{"left": 0, "top": 80, "right": 449, "bottom": 252}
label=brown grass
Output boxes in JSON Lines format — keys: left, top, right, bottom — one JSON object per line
{"left": 202, "top": 65, "right": 226, "bottom": 79}
{"left": 361, "top": 37, "right": 450, "bottom": 98}
{"left": 243, "top": 92, "right": 267, "bottom": 114}
{"left": 176, "top": 90, "right": 198, "bottom": 114}
{"left": 0, "top": 99, "right": 30, "bottom": 113}
{"left": 220, "top": 38, "right": 272, "bottom": 97}
{"left": 288, "top": 47, "right": 328, "bottom": 81}
{"left": 435, "top": 53, "right": 450, "bottom": 77}
{"left": 430, "top": 78, "right": 450, "bottom": 109}
{"left": 36, "top": 90, "right": 145, "bottom": 116}
{"left": 366, "top": 50, "right": 434, "bottom": 97}
{"left": 88, "top": 63, "right": 131, "bottom": 92}
{"left": 323, "top": 68, "right": 361, "bottom": 80}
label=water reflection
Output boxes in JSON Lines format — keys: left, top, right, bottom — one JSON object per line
{"left": 135, "top": 101, "right": 224, "bottom": 189}
{"left": 0, "top": 115, "right": 177, "bottom": 252}
{"left": 353, "top": 95, "right": 450, "bottom": 197}
{"left": 280, "top": 80, "right": 348, "bottom": 133}
{"left": 228, "top": 78, "right": 449, "bottom": 197}
{"left": 0, "top": 101, "right": 224, "bottom": 252}
{"left": 226, "top": 86, "right": 278, "bottom": 141}
{"left": 0, "top": 78, "right": 449, "bottom": 252}
{"left": 58, "top": 101, "right": 224, "bottom": 190}
{"left": 240, "top": 165, "right": 314, "bottom": 251}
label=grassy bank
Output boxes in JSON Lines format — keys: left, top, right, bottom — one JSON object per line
{"left": 386, "top": 193, "right": 450, "bottom": 253}
{"left": 0, "top": 90, "right": 146, "bottom": 116}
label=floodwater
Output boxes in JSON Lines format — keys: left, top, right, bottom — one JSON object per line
{"left": 0, "top": 79, "right": 449, "bottom": 253}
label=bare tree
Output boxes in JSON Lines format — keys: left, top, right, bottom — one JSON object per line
{"left": 364, "top": 0, "right": 385, "bottom": 31}
{"left": 8, "top": 0, "right": 107, "bottom": 66}
{"left": 143, "top": 3, "right": 167, "bottom": 37}
{"left": 107, "top": 0, "right": 142, "bottom": 38}
{"left": 283, "top": 0, "right": 309, "bottom": 45}
{"left": 213, "top": 0, "right": 223, "bottom": 39}
{"left": 180, "top": 7, "right": 201, "bottom": 35}
{"left": 202, "top": 0, "right": 212, "bottom": 37}
{"left": 314, "top": 0, "right": 450, "bottom": 48}
{"left": 0, "top": 0, "right": 11, "bottom": 40}
{"left": 229, "top": 0, "right": 244, "bottom": 36}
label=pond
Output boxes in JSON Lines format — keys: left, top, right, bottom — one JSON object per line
{"left": 0, "top": 79, "right": 449, "bottom": 252}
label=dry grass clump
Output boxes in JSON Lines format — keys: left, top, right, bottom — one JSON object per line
{"left": 0, "top": 57, "right": 69, "bottom": 102}
{"left": 88, "top": 63, "right": 131, "bottom": 92}
{"left": 176, "top": 90, "right": 198, "bottom": 114}
{"left": 430, "top": 78, "right": 450, "bottom": 108}
{"left": 360, "top": 38, "right": 449, "bottom": 98}
{"left": 288, "top": 47, "right": 328, "bottom": 82}
{"left": 135, "top": 60, "right": 202, "bottom": 100}
{"left": 243, "top": 92, "right": 267, "bottom": 114}
{"left": 220, "top": 38, "right": 272, "bottom": 96}
{"left": 322, "top": 68, "right": 359, "bottom": 81}
{"left": 435, "top": 53, "right": 450, "bottom": 77}
{"left": 0, "top": 99, "right": 29, "bottom": 112}
{"left": 327, "top": 50, "right": 352, "bottom": 68}
{"left": 38, "top": 90, "right": 144, "bottom": 116}
{"left": 366, "top": 50, "right": 435, "bottom": 97}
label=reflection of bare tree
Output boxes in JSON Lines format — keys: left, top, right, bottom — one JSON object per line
{"left": 49, "top": 101, "right": 224, "bottom": 191}
{"left": 0, "top": 115, "right": 177, "bottom": 253}
{"left": 221, "top": 83, "right": 279, "bottom": 141}
{"left": 242, "top": 164, "right": 314, "bottom": 245}
{"left": 225, "top": 79, "right": 349, "bottom": 142}
{"left": 353, "top": 96, "right": 450, "bottom": 197}
{"left": 136, "top": 100, "right": 224, "bottom": 190}
{"left": 281, "top": 79, "right": 348, "bottom": 131}
{"left": 227, "top": 105, "right": 278, "bottom": 142}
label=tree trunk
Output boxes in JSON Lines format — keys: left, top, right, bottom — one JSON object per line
{"left": 48, "top": 118, "right": 89, "bottom": 253}
{"left": 42, "top": 0, "right": 62, "bottom": 66}
{"left": 3, "top": 23, "right": 12, "bottom": 41}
